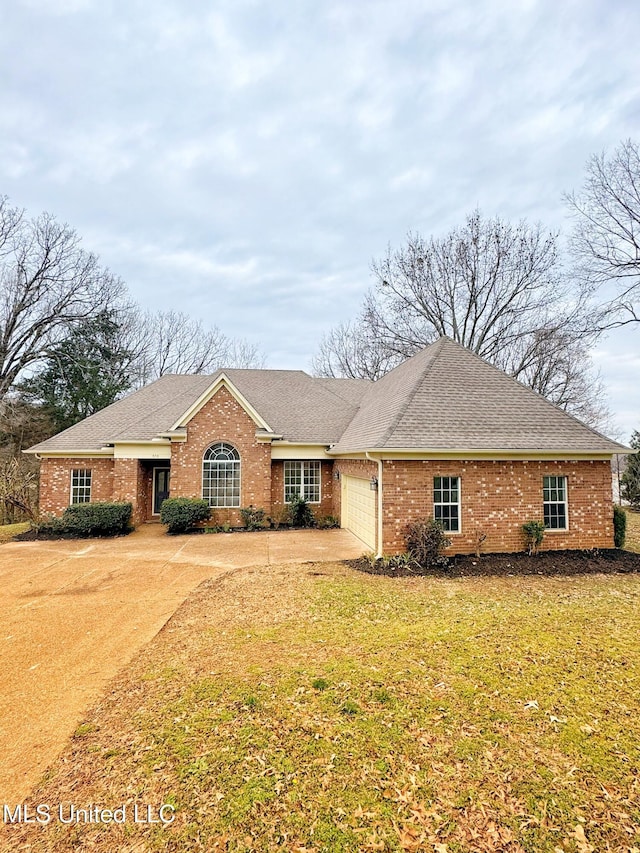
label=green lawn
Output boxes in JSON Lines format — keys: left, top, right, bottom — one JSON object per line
{"left": 8, "top": 561, "right": 640, "bottom": 853}
{"left": 0, "top": 521, "right": 29, "bottom": 542}
{"left": 626, "top": 507, "right": 640, "bottom": 553}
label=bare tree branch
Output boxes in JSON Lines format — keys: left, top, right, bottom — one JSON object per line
{"left": 313, "top": 210, "right": 608, "bottom": 428}
{"left": 0, "top": 197, "right": 127, "bottom": 399}
{"left": 132, "top": 310, "right": 265, "bottom": 383}
{"left": 566, "top": 139, "right": 640, "bottom": 328}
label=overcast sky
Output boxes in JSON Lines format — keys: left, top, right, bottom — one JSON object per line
{"left": 0, "top": 0, "right": 638, "bottom": 439}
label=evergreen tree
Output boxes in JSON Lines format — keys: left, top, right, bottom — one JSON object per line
{"left": 20, "top": 311, "right": 135, "bottom": 432}
{"left": 621, "top": 431, "right": 640, "bottom": 509}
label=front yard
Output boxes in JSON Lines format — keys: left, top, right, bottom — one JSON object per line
{"left": 7, "top": 556, "right": 640, "bottom": 853}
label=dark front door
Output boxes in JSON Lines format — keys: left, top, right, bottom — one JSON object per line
{"left": 153, "top": 468, "right": 170, "bottom": 515}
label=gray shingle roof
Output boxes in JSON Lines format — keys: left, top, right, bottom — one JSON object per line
{"left": 331, "top": 337, "right": 627, "bottom": 454}
{"left": 27, "top": 338, "right": 626, "bottom": 455}
{"left": 27, "top": 370, "right": 373, "bottom": 452}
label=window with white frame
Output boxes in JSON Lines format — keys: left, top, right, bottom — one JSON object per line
{"left": 433, "top": 475, "right": 460, "bottom": 532}
{"left": 543, "top": 475, "right": 568, "bottom": 529}
{"left": 202, "top": 442, "right": 240, "bottom": 507}
{"left": 70, "top": 469, "right": 92, "bottom": 504}
{"left": 284, "top": 461, "right": 321, "bottom": 503}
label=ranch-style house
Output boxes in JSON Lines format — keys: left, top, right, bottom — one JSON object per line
{"left": 26, "top": 337, "right": 627, "bottom": 555}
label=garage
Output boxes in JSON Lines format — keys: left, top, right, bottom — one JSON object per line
{"left": 341, "top": 474, "right": 377, "bottom": 551}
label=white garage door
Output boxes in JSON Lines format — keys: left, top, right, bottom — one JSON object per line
{"left": 342, "top": 475, "right": 376, "bottom": 551}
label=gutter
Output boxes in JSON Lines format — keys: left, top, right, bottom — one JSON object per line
{"left": 365, "top": 451, "right": 384, "bottom": 559}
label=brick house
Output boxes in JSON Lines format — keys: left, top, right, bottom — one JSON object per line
{"left": 26, "top": 337, "right": 627, "bottom": 555}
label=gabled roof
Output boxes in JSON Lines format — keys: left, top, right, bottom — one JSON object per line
{"left": 26, "top": 337, "right": 627, "bottom": 456}
{"left": 331, "top": 337, "right": 627, "bottom": 454}
{"left": 27, "top": 370, "right": 372, "bottom": 453}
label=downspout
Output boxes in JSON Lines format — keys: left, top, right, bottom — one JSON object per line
{"left": 366, "top": 451, "right": 384, "bottom": 558}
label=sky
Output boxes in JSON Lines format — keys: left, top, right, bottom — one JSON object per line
{"left": 0, "top": 0, "right": 638, "bottom": 439}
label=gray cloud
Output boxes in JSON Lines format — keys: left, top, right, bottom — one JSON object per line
{"left": 0, "top": 0, "right": 638, "bottom": 435}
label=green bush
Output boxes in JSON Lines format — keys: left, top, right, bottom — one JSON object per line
{"left": 621, "top": 432, "right": 640, "bottom": 508}
{"left": 522, "top": 520, "right": 545, "bottom": 555}
{"left": 35, "top": 502, "right": 133, "bottom": 537}
{"left": 405, "top": 518, "right": 451, "bottom": 569}
{"left": 288, "top": 495, "right": 315, "bottom": 528}
{"left": 240, "top": 505, "right": 266, "bottom": 531}
{"left": 160, "top": 497, "right": 211, "bottom": 534}
{"left": 613, "top": 506, "right": 627, "bottom": 549}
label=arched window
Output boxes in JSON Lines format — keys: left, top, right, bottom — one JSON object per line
{"left": 202, "top": 442, "right": 241, "bottom": 507}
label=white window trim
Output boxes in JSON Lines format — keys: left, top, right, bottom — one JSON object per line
{"left": 283, "top": 460, "right": 322, "bottom": 504}
{"left": 202, "top": 442, "right": 241, "bottom": 508}
{"left": 433, "top": 475, "right": 462, "bottom": 534}
{"left": 70, "top": 468, "right": 92, "bottom": 505}
{"left": 543, "top": 474, "right": 569, "bottom": 532}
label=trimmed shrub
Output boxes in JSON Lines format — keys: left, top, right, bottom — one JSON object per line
{"left": 405, "top": 518, "right": 451, "bottom": 569}
{"left": 288, "top": 496, "right": 315, "bottom": 528}
{"left": 240, "top": 505, "right": 266, "bottom": 531}
{"left": 34, "top": 502, "right": 133, "bottom": 537}
{"left": 613, "top": 506, "right": 627, "bottom": 549}
{"left": 160, "top": 497, "right": 211, "bottom": 534}
{"left": 63, "top": 502, "right": 132, "bottom": 535}
{"left": 522, "top": 520, "right": 545, "bottom": 555}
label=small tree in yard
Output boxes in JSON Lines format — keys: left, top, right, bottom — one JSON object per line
{"left": 621, "top": 431, "right": 640, "bottom": 509}
{"left": 405, "top": 518, "right": 451, "bottom": 569}
{"left": 288, "top": 496, "right": 315, "bottom": 528}
{"left": 613, "top": 506, "right": 626, "bottom": 549}
{"left": 522, "top": 520, "right": 546, "bottom": 555}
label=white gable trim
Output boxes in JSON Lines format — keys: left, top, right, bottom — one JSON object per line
{"left": 169, "top": 373, "right": 272, "bottom": 432}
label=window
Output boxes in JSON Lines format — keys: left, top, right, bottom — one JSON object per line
{"left": 543, "top": 475, "right": 567, "bottom": 530}
{"left": 284, "top": 461, "right": 321, "bottom": 503}
{"left": 433, "top": 476, "right": 460, "bottom": 532}
{"left": 70, "top": 469, "right": 92, "bottom": 504}
{"left": 202, "top": 443, "right": 240, "bottom": 507}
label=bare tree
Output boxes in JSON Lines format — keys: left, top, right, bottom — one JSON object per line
{"left": 0, "top": 197, "right": 126, "bottom": 400}
{"left": 313, "top": 211, "right": 608, "bottom": 426}
{"left": 133, "top": 310, "right": 265, "bottom": 383}
{"left": 566, "top": 139, "right": 640, "bottom": 327}
{"left": 311, "top": 318, "right": 401, "bottom": 380}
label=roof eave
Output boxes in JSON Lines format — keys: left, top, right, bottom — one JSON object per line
{"left": 328, "top": 446, "right": 626, "bottom": 460}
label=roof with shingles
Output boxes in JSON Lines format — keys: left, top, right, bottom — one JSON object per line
{"left": 27, "top": 338, "right": 626, "bottom": 455}
{"left": 27, "top": 370, "right": 373, "bottom": 452}
{"left": 331, "top": 337, "right": 626, "bottom": 453}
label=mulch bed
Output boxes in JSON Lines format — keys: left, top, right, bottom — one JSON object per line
{"left": 13, "top": 528, "right": 132, "bottom": 541}
{"left": 350, "top": 548, "right": 640, "bottom": 578}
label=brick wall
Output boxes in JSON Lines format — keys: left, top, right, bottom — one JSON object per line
{"left": 170, "top": 386, "right": 272, "bottom": 526}
{"left": 38, "top": 457, "right": 114, "bottom": 517}
{"left": 381, "top": 459, "right": 614, "bottom": 554}
{"left": 271, "top": 460, "right": 335, "bottom": 521}
{"left": 113, "top": 458, "right": 148, "bottom": 525}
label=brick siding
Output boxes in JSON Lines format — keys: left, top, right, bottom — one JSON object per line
{"left": 170, "top": 386, "right": 272, "bottom": 526}
{"left": 113, "top": 458, "right": 148, "bottom": 525}
{"left": 381, "top": 459, "right": 614, "bottom": 554}
{"left": 38, "top": 457, "right": 114, "bottom": 517}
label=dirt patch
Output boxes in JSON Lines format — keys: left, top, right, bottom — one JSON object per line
{"left": 350, "top": 547, "right": 640, "bottom": 578}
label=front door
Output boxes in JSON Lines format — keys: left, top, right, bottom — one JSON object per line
{"left": 153, "top": 468, "right": 170, "bottom": 515}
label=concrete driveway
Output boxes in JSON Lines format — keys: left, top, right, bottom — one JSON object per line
{"left": 0, "top": 525, "right": 365, "bottom": 802}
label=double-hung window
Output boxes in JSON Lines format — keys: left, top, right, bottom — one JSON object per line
{"left": 543, "top": 475, "right": 568, "bottom": 530}
{"left": 284, "top": 461, "right": 321, "bottom": 503}
{"left": 70, "top": 469, "right": 92, "bottom": 504}
{"left": 433, "top": 476, "right": 460, "bottom": 532}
